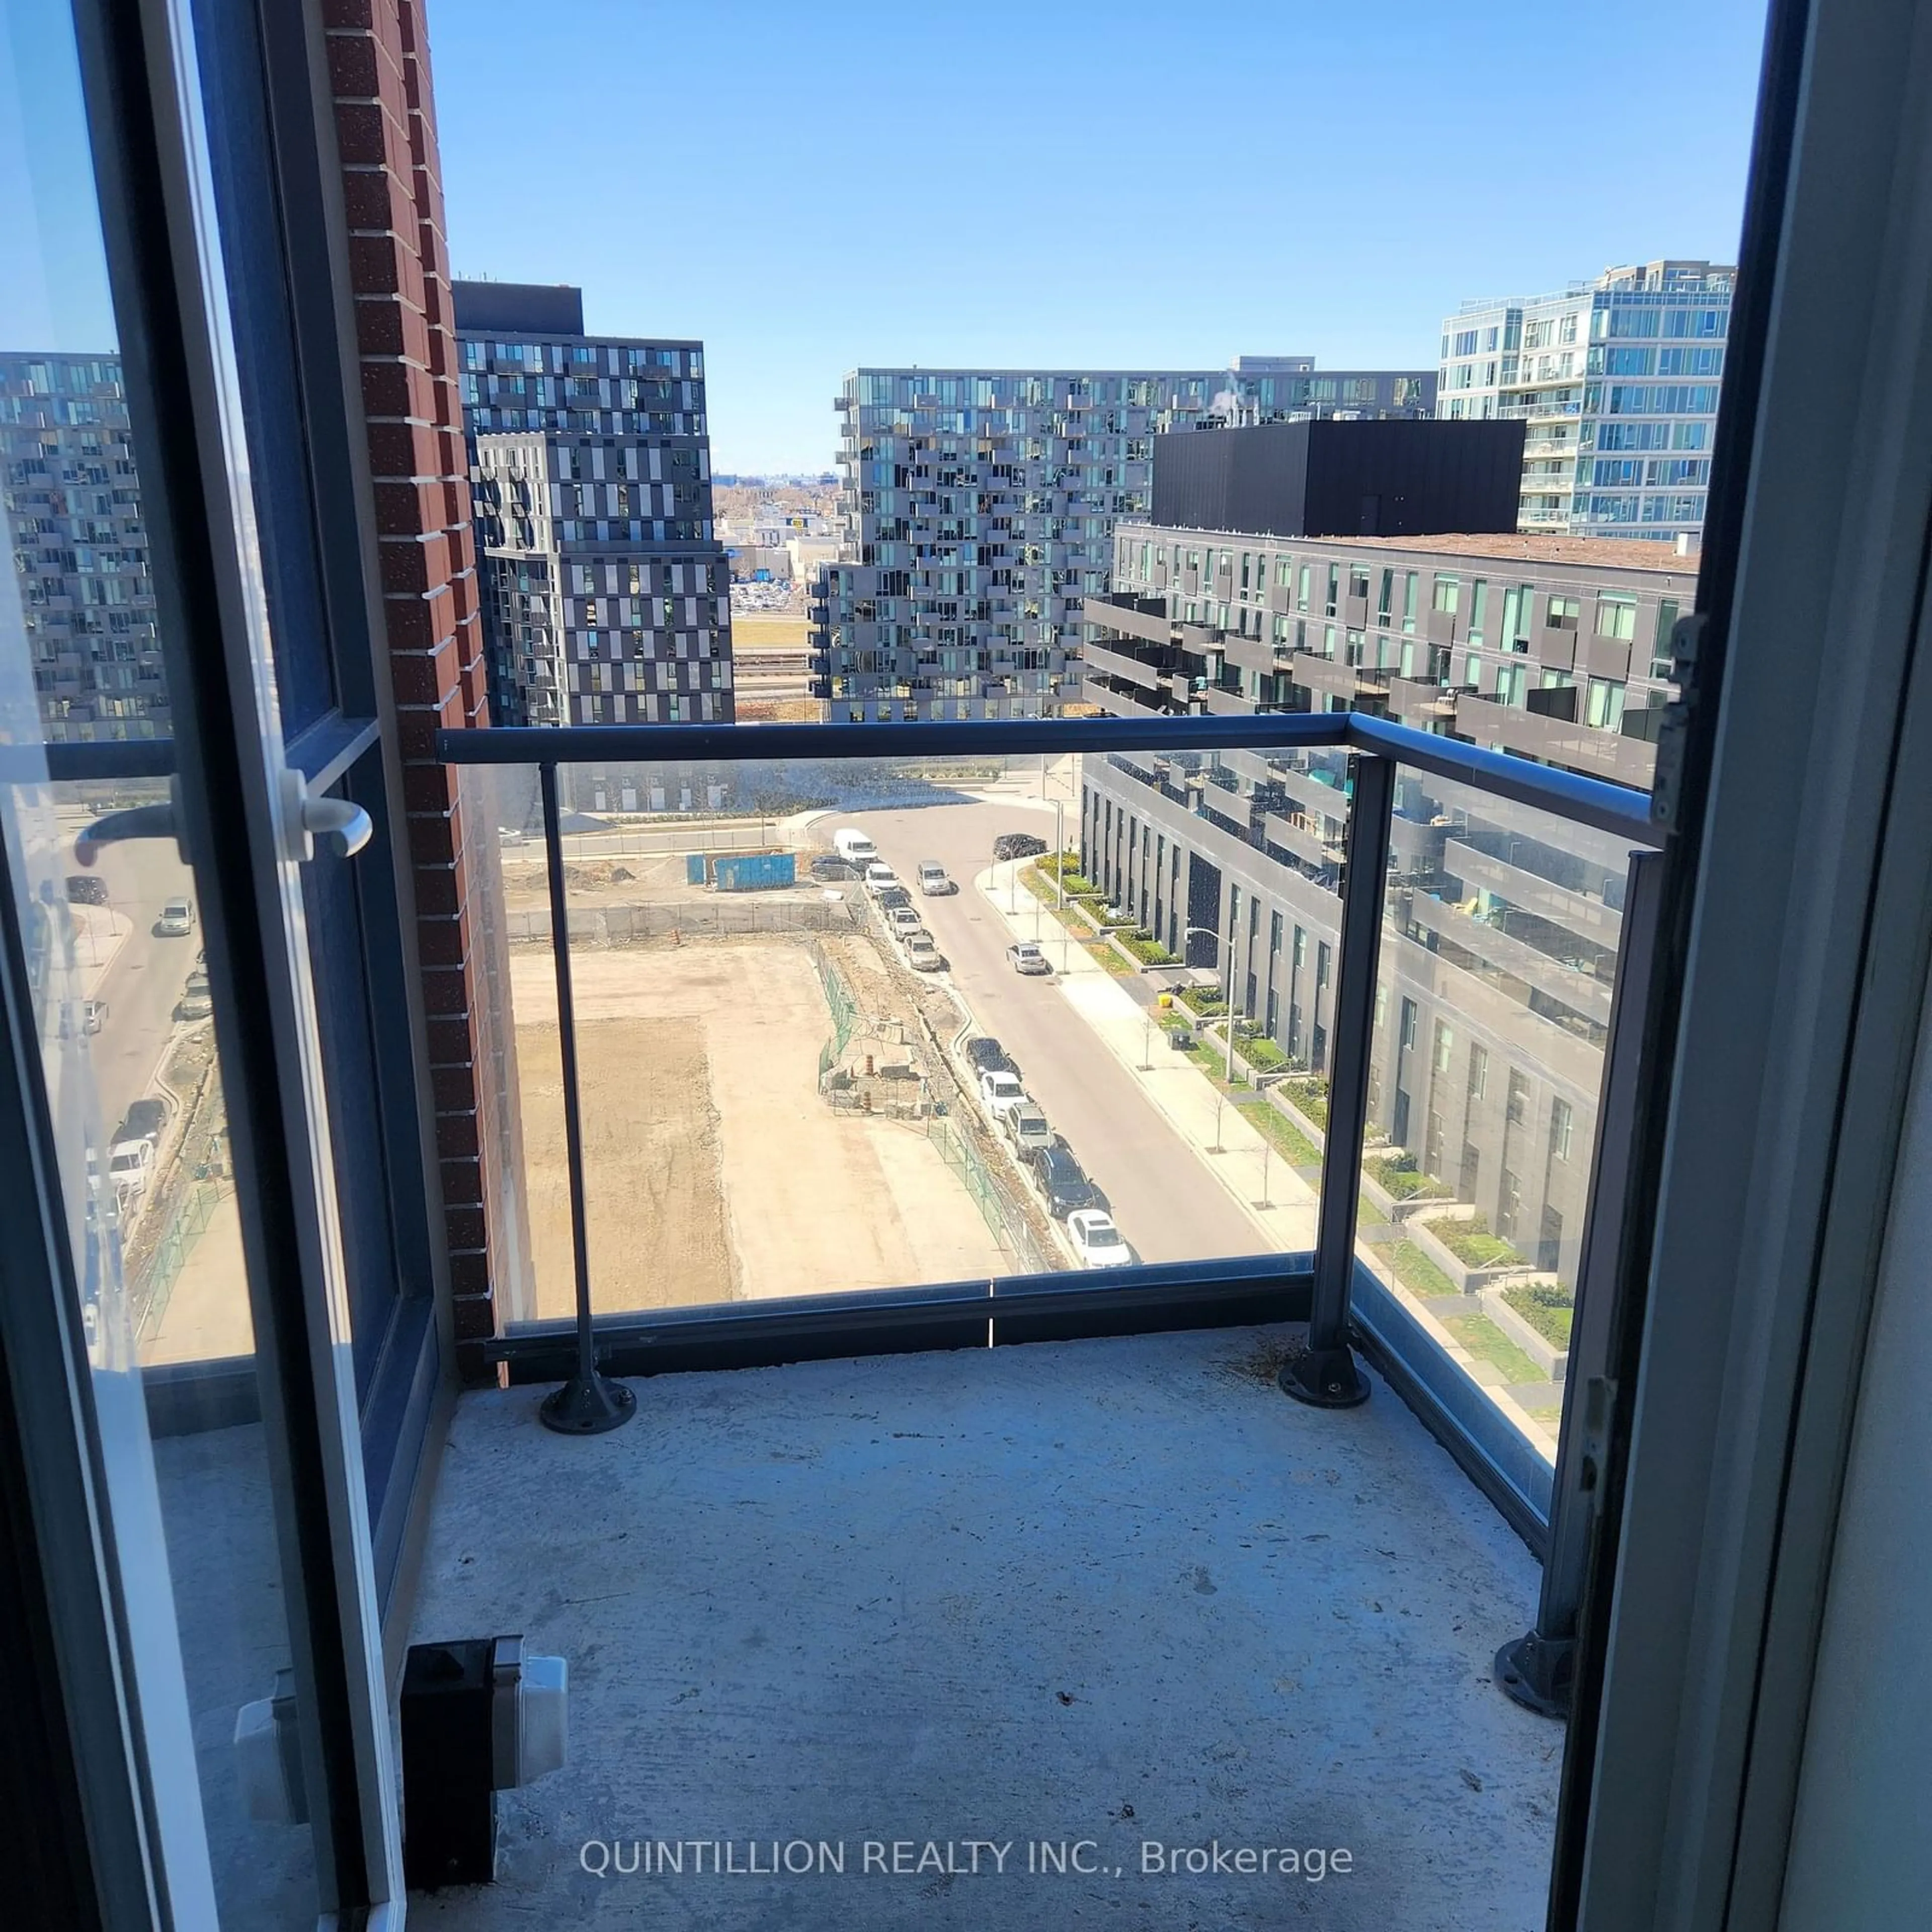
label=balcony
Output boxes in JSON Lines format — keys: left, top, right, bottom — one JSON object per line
{"left": 1081, "top": 591, "right": 1173, "bottom": 647}
{"left": 1454, "top": 695, "right": 1659, "bottom": 788}
{"left": 413, "top": 1323, "right": 1555, "bottom": 1926}
{"left": 48, "top": 704, "right": 1651, "bottom": 1925}
{"left": 396, "top": 708, "right": 1662, "bottom": 1916}
{"left": 1080, "top": 671, "right": 1177, "bottom": 718}
{"left": 1387, "top": 674, "right": 1458, "bottom": 729}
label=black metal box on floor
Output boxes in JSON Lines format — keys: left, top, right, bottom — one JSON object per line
{"left": 401, "top": 1635, "right": 519, "bottom": 1889}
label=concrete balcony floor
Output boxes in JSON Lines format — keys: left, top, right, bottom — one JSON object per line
{"left": 412, "top": 1325, "right": 1562, "bottom": 1928}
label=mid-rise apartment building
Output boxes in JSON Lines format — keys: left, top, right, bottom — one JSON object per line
{"left": 453, "top": 281, "right": 733, "bottom": 729}
{"left": 1076, "top": 435, "right": 1697, "bottom": 1290}
{"left": 0, "top": 351, "right": 165, "bottom": 741}
{"left": 810, "top": 358, "right": 1435, "bottom": 722}
{"left": 1437, "top": 261, "right": 1734, "bottom": 546}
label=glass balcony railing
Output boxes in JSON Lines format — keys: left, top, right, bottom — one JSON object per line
{"left": 439, "top": 710, "right": 1659, "bottom": 1565}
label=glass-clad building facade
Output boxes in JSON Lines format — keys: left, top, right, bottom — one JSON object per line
{"left": 1437, "top": 261, "right": 1734, "bottom": 546}
{"left": 1, "top": 351, "right": 166, "bottom": 741}
{"left": 455, "top": 285, "right": 732, "bottom": 729}
{"left": 811, "top": 360, "right": 1435, "bottom": 721}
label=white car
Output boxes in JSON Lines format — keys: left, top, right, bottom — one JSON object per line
{"left": 108, "top": 1139, "right": 154, "bottom": 1194}
{"left": 154, "top": 897, "right": 195, "bottom": 937}
{"left": 1067, "top": 1209, "right": 1134, "bottom": 1268}
{"left": 978, "top": 1069, "right": 1025, "bottom": 1119}
{"left": 917, "top": 862, "right": 956, "bottom": 896}
{"left": 904, "top": 933, "right": 944, "bottom": 972}
{"left": 887, "top": 905, "right": 924, "bottom": 936}
{"left": 1007, "top": 941, "right": 1051, "bottom": 976}
{"left": 863, "top": 863, "right": 900, "bottom": 895}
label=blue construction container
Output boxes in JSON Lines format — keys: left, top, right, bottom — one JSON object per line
{"left": 712, "top": 851, "right": 795, "bottom": 893}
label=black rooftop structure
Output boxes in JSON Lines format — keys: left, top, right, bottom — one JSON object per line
{"left": 1151, "top": 418, "right": 1526, "bottom": 539}
{"left": 449, "top": 279, "right": 585, "bottom": 337}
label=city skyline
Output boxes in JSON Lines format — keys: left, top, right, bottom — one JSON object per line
{"left": 428, "top": 0, "right": 1766, "bottom": 472}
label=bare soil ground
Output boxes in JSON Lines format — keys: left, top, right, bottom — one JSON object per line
{"left": 514, "top": 1016, "right": 736, "bottom": 1316}
{"left": 508, "top": 937, "right": 1006, "bottom": 1312}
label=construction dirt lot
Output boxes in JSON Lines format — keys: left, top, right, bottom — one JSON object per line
{"left": 506, "top": 935, "right": 1011, "bottom": 1317}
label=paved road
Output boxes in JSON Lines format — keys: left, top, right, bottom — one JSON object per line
{"left": 841, "top": 798, "right": 1264, "bottom": 1268}
{"left": 60, "top": 827, "right": 200, "bottom": 1142}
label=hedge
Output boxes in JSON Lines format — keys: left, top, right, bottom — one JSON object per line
{"left": 1423, "top": 1214, "right": 1524, "bottom": 1269}
{"left": 1502, "top": 1281, "right": 1574, "bottom": 1347}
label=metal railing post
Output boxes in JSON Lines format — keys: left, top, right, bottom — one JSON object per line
{"left": 535, "top": 761, "right": 635, "bottom": 1434}
{"left": 1494, "top": 848, "right": 1662, "bottom": 1715}
{"left": 1281, "top": 750, "right": 1394, "bottom": 1410}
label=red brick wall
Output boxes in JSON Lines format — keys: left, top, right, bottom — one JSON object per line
{"left": 325, "top": 0, "right": 524, "bottom": 1376}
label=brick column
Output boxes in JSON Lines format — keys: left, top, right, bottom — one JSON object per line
{"left": 326, "top": 0, "right": 527, "bottom": 1375}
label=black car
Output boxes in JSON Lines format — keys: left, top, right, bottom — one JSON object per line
{"left": 1026, "top": 1137, "right": 1104, "bottom": 1218}
{"left": 964, "top": 1035, "right": 1017, "bottom": 1081}
{"left": 873, "top": 884, "right": 912, "bottom": 913}
{"left": 992, "top": 832, "right": 1049, "bottom": 863}
{"left": 809, "top": 854, "right": 856, "bottom": 881}
{"left": 116, "top": 1097, "right": 169, "bottom": 1147}
{"left": 65, "top": 873, "right": 110, "bottom": 907}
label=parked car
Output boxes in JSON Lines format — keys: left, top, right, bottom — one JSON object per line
{"left": 863, "top": 863, "right": 900, "bottom": 895}
{"left": 964, "top": 1036, "right": 1016, "bottom": 1080}
{"left": 176, "top": 971, "right": 213, "bottom": 1020}
{"left": 153, "top": 897, "right": 195, "bottom": 936}
{"left": 978, "top": 1069, "right": 1025, "bottom": 1120}
{"left": 833, "top": 829, "right": 879, "bottom": 866}
{"left": 1067, "top": 1208, "right": 1135, "bottom": 1269}
{"left": 1007, "top": 941, "right": 1051, "bottom": 976}
{"left": 887, "top": 906, "right": 924, "bottom": 936}
{"left": 873, "top": 885, "right": 912, "bottom": 914}
{"left": 1001, "top": 1100, "right": 1053, "bottom": 1154}
{"left": 107, "top": 1139, "right": 154, "bottom": 1195}
{"left": 117, "top": 1097, "right": 168, "bottom": 1147}
{"left": 81, "top": 999, "right": 107, "bottom": 1034}
{"left": 498, "top": 826, "right": 529, "bottom": 847}
{"left": 810, "top": 853, "right": 856, "bottom": 881}
{"left": 904, "top": 933, "right": 945, "bottom": 972}
{"left": 992, "top": 832, "right": 1048, "bottom": 863}
{"left": 65, "top": 873, "right": 109, "bottom": 906}
{"left": 917, "top": 862, "right": 956, "bottom": 896}
{"left": 1026, "top": 1137, "right": 1104, "bottom": 1218}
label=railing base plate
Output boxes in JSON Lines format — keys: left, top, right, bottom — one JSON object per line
{"left": 1278, "top": 1345, "right": 1371, "bottom": 1410}
{"left": 539, "top": 1373, "right": 636, "bottom": 1435}
{"left": 1494, "top": 1629, "right": 1573, "bottom": 1720}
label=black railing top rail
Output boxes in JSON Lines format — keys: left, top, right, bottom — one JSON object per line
{"left": 432, "top": 713, "right": 1661, "bottom": 847}
{"left": 26, "top": 709, "right": 1661, "bottom": 847}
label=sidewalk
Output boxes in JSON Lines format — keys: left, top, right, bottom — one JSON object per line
{"left": 977, "top": 862, "right": 1319, "bottom": 1255}
{"left": 980, "top": 862, "right": 1559, "bottom": 1460}
{"left": 71, "top": 903, "right": 132, "bottom": 997}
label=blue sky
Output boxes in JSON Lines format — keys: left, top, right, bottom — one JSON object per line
{"left": 1, "top": 0, "right": 1770, "bottom": 477}
{"left": 431, "top": 0, "right": 1770, "bottom": 474}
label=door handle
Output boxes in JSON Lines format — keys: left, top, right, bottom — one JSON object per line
{"left": 73, "top": 772, "right": 371, "bottom": 865}
{"left": 281, "top": 770, "right": 372, "bottom": 862}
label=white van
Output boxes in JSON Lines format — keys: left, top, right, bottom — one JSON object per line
{"left": 833, "top": 829, "right": 878, "bottom": 866}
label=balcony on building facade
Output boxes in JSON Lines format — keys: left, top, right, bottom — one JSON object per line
{"left": 1455, "top": 690, "right": 1659, "bottom": 787}
{"left": 1387, "top": 673, "right": 1460, "bottom": 730}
